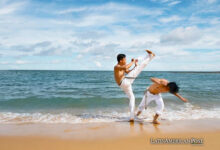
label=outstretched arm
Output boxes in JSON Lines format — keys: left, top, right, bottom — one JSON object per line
{"left": 173, "top": 93, "right": 188, "bottom": 102}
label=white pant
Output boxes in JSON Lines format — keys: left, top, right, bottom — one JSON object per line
{"left": 119, "top": 54, "right": 154, "bottom": 119}
{"left": 137, "top": 89, "right": 164, "bottom": 115}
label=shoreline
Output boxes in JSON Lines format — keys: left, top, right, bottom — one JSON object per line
{"left": 0, "top": 118, "right": 220, "bottom": 150}
{"left": 0, "top": 118, "right": 220, "bottom": 139}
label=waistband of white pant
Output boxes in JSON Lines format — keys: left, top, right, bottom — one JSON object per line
{"left": 119, "top": 78, "right": 124, "bottom": 86}
{"left": 119, "top": 76, "right": 136, "bottom": 86}
{"left": 146, "top": 89, "right": 159, "bottom": 95}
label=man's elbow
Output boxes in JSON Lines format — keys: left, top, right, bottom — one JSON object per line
{"left": 150, "top": 77, "right": 154, "bottom": 81}
{"left": 125, "top": 65, "right": 130, "bottom": 69}
{"left": 125, "top": 69, "right": 129, "bottom": 73}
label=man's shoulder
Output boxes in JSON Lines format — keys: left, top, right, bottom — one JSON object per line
{"left": 114, "top": 64, "right": 120, "bottom": 69}
{"left": 161, "top": 79, "right": 169, "bottom": 83}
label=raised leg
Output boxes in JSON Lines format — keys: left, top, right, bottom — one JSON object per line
{"left": 127, "top": 50, "right": 155, "bottom": 84}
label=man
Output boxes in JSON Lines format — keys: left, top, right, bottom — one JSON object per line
{"left": 114, "top": 50, "right": 155, "bottom": 122}
{"left": 136, "top": 77, "right": 188, "bottom": 124}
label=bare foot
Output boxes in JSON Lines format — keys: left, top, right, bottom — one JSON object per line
{"left": 153, "top": 120, "right": 160, "bottom": 124}
{"left": 136, "top": 111, "right": 142, "bottom": 116}
{"left": 145, "top": 49, "right": 155, "bottom": 57}
{"left": 129, "top": 118, "right": 134, "bottom": 122}
{"left": 153, "top": 113, "right": 160, "bottom": 124}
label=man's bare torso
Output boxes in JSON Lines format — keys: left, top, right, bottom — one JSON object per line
{"left": 114, "top": 65, "right": 125, "bottom": 86}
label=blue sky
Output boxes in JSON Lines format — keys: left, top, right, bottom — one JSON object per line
{"left": 0, "top": 0, "right": 219, "bottom": 71}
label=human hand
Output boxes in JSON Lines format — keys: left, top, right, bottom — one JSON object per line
{"left": 182, "top": 98, "right": 188, "bottom": 102}
{"left": 135, "top": 59, "right": 138, "bottom": 66}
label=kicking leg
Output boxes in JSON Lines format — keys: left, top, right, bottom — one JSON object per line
{"left": 127, "top": 50, "right": 155, "bottom": 84}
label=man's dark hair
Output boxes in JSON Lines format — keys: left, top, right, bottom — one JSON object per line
{"left": 117, "top": 54, "right": 126, "bottom": 62}
{"left": 167, "top": 82, "right": 179, "bottom": 94}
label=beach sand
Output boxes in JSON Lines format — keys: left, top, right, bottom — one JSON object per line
{"left": 0, "top": 119, "right": 220, "bottom": 150}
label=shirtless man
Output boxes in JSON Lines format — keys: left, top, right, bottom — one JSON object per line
{"left": 114, "top": 50, "right": 155, "bottom": 122}
{"left": 136, "top": 77, "right": 188, "bottom": 124}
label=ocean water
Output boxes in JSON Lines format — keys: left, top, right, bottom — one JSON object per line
{"left": 0, "top": 70, "right": 220, "bottom": 124}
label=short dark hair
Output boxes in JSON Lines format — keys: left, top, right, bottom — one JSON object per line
{"left": 167, "top": 82, "right": 179, "bottom": 94}
{"left": 117, "top": 54, "right": 126, "bottom": 62}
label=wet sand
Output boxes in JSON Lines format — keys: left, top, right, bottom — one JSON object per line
{"left": 0, "top": 119, "right": 220, "bottom": 150}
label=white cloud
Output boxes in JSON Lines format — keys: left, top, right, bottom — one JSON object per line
{"left": 0, "top": 61, "right": 10, "bottom": 65}
{"left": 76, "top": 15, "right": 116, "bottom": 27}
{"left": 159, "top": 15, "right": 182, "bottom": 23}
{"left": 188, "top": 16, "right": 220, "bottom": 26}
{"left": 51, "top": 59, "right": 61, "bottom": 64}
{"left": 55, "top": 2, "right": 163, "bottom": 16}
{"left": 0, "top": 1, "right": 219, "bottom": 71}
{"left": 50, "top": 14, "right": 116, "bottom": 27}
{"left": 186, "top": 0, "right": 220, "bottom": 15}
{"left": 160, "top": 26, "right": 202, "bottom": 45}
{"left": 15, "top": 60, "right": 29, "bottom": 64}
{"left": 56, "top": 7, "right": 87, "bottom": 14}
{"left": 51, "top": 2, "right": 163, "bottom": 28}
{"left": 168, "top": 0, "right": 181, "bottom": 6}
{"left": 44, "top": 4, "right": 165, "bottom": 35}
{"left": 77, "top": 54, "right": 83, "bottom": 59}
{"left": 0, "top": 1, "right": 26, "bottom": 15}
{"left": 207, "top": 0, "right": 217, "bottom": 4}
{"left": 94, "top": 61, "right": 102, "bottom": 67}
{"left": 151, "top": 0, "right": 181, "bottom": 6}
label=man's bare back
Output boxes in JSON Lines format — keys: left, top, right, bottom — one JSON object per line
{"left": 148, "top": 79, "right": 169, "bottom": 94}
{"left": 114, "top": 65, "right": 126, "bottom": 86}
{"left": 145, "top": 77, "right": 188, "bottom": 103}
{"left": 137, "top": 77, "right": 188, "bottom": 124}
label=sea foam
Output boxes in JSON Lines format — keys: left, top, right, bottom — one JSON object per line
{"left": 0, "top": 103, "right": 220, "bottom": 124}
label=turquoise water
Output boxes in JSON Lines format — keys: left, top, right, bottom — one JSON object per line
{"left": 0, "top": 70, "right": 220, "bottom": 123}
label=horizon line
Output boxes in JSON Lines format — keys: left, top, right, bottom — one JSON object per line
{"left": 0, "top": 69, "right": 220, "bottom": 73}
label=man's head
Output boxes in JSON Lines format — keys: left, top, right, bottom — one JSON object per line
{"left": 167, "top": 82, "right": 179, "bottom": 94}
{"left": 117, "top": 54, "right": 126, "bottom": 65}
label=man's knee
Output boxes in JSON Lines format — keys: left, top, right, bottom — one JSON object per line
{"left": 156, "top": 106, "right": 164, "bottom": 114}
{"left": 156, "top": 99, "right": 164, "bottom": 114}
{"left": 129, "top": 94, "right": 135, "bottom": 108}
{"left": 138, "top": 105, "right": 145, "bottom": 112}
{"left": 129, "top": 94, "right": 135, "bottom": 103}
